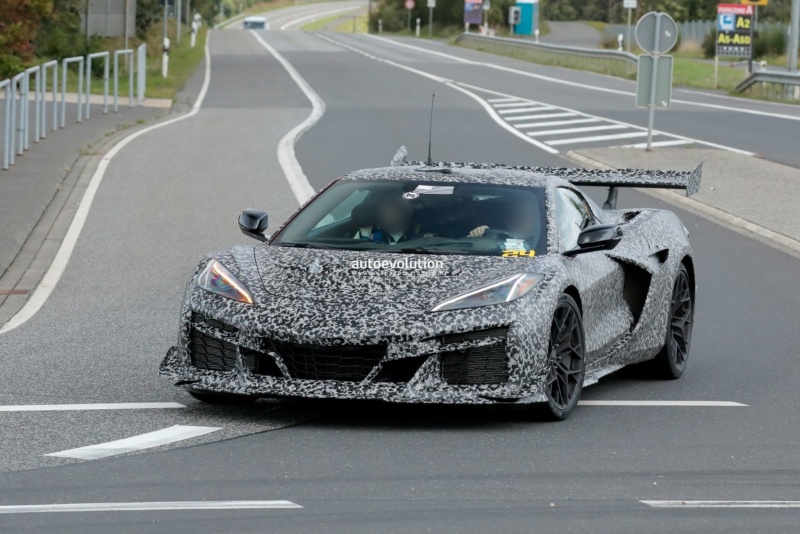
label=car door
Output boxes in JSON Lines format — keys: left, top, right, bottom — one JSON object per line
{"left": 554, "top": 188, "right": 634, "bottom": 361}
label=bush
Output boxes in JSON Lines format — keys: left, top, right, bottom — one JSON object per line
{"left": 701, "top": 31, "right": 716, "bottom": 58}
{"left": 755, "top": 27, "right": 787, "bottom": 57}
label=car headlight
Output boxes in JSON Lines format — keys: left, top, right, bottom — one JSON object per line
{"left": 197, "top": 259, "right": 253, "bottom": 304}
{"left": 431, "top": 273, "right": 541, "bottom": 312}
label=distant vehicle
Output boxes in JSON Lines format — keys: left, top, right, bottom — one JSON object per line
{"left": 160, "top": 147, "right": 702, "bottom": 420}
{"left": 242, "top": 16, "right": 268, "bottom": 30}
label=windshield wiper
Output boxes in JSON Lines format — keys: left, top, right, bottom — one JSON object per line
{"left": 272, "top": 242, "right": 338, "bottom": 250}
{"left": 398, "top": 245, "right": 471, "bottom": 256}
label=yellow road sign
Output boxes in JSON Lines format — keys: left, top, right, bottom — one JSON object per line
{"left": 740, "top": 0, "right": 768, "bottom": 6}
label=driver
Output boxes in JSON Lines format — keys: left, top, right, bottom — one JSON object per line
{"left": 354, "top": 197, "right": 419, "bottom": 245}
{"left": 467, "top": 198, "right": 539, "bottom": 242}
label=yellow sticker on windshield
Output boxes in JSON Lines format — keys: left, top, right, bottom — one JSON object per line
{"left": 502, "top": 250, "right": 536, "bottom": 258}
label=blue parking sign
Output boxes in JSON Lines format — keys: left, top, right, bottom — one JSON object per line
{"left": 718, "top": 14, "right": 735, "bottom": 31}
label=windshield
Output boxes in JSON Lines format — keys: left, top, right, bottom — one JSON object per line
{"left": 271, "top": 179, "right": 547, "bottom": 257}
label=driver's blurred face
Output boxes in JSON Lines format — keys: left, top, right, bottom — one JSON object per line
{"left": 377, "top": 200, "right": 412, "bottom": 234}
{"left": 507, "top": 201, "right": 538, "bottom": 237}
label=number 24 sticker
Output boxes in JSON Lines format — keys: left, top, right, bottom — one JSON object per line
{"left": 502, "top": 250, "right": 536, "bottom": 258}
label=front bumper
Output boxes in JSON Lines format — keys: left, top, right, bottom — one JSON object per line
{"left": 159, "top": 310, "right": 549, "bottom": 405}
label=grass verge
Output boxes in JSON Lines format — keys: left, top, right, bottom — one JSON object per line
{"left": 62, "top": 19, "right": 207, "bottom": 101}
{"left": 333, "top": 14, "right": 368, "bottom": 33}
{"left": 455, "top": 37, "right": 756, "bottom": 94}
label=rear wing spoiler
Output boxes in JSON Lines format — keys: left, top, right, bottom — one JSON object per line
{"left": 391, "top": 147, "right": 704, "bottom": 210}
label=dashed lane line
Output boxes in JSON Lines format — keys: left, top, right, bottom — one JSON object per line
{"left": 641, "top": 501, "right": 800, "bottom": 508}
{"left": 45, "top": 425, "right": 221, "bottom": 460}
{"left": 579, "top": 400, "right": 747, "bottom": 406}
{"left": 0, "top": 501, "right": 303, "bottom": 514}
{"left": 0, "top": 402, "right": 185, "bottom": 412}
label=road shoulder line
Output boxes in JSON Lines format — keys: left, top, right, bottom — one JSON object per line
{"left": 0, "top": 36, "right": 213, "bottom": 335}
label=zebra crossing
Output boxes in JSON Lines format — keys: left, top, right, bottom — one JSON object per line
{"left": 474, "top": 89, "right": 697, "bottom": 152}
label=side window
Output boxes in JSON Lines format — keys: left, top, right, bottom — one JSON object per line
{"left": 555, "top": 188, "right": 592, "bottom": 251}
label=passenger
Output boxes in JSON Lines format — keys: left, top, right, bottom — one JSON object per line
{"left": 467, "top": 198, "right": 540, "bottom": 243}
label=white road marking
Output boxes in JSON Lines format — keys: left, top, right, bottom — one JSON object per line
{"left": 279, "top": 5, "right": 364, "bottom": 30}
{"left": 493, "top": 101, "right": 541, "bottom": 108}
{"left": 463, "top": 82, "right": 753, "bottom": 155}
{"left": 444, "top": 84, "right": 559, "bottom": 154}
{"left": 518, "top": 118, "right": 600, "bottom": 128}
{"left": 579, "top": 400, "right": 747, "bottom": 406}
{"left": 641, "top": 501, "right": 800, "bottom": 508}
{"left": 0, "top": 402, "right": 185, "bottom": 412}
{"left": 547, "top": 131, "right": 649, "bottom": 146}
{"left": 527, "top": 124, "right": 627, "bottom": 137}
{"left": 251, "top": 31, "right": 319, "bottom": 203}
{"left": 506, "top": 112, "right": 573, "bottom": 122}
{"left": 498, "top": 107, "right": 551, "bottom": 115}
{"left": 487, "top": 97, "right": 519, "bottom": 103}
{"left": 623, "top": 139, "right": 695, "bottom": 148}
{"left": 0, "top": 35, "right": 214, "bottom": 335}
{"left": 0, "top": 501, "right": 302, "bottom": 514}
{"left": 366, "top": 35, "right": 800, "bottom": 123}
{"left": 46, "top": 425, "right": 221, "bottom": 460}
{"left": 314, "top": 33, "right": 559, "bottom": 155}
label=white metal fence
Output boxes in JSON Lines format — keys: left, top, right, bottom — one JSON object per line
{"left": 1, "top": 43, "right": 147, "bottom": 171}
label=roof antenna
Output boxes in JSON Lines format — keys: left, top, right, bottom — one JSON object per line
{"left": 426, "top": 94, "right": 435, "bottom": 166}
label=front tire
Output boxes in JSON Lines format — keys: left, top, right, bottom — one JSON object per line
{"left": 648, "top": 264, "right": 694, "bottom": 379}
{"left": 542, "top": 294, "right": 586, "bottom": 421}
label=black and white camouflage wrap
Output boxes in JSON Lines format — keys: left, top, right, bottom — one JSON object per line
{"left": 160, "top": 163, "right": 697, "bottom": 404}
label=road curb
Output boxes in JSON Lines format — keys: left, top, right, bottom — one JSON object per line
{"left": 566, "top": 150, "right": 800, "bottom": 259}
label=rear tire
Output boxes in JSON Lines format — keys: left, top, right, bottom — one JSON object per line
{"left": 648, "top": 264, "right": 694, "bottom": 380}
{"left": 541, "top": 294, "right": 586, "bottom": 421}
{"left": 187, "top": 388, "right": 260, "bottom": 405}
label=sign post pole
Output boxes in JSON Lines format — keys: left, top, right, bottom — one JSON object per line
{"left": 789, "top": 0, "right": 799, "bottom": 72}
{"left": 623, "top": 0, "right": 637, "bottom": 52}
{"left": 627, "top": 8, "right": 633, "bottom": 52}
{"left": 635, "top": 11, "right": 677, "bottom": 150}
{"left": 645, "top": 13, "right": 661, "bottom": 150}
{"left": 428, "top": 0, "right": 435, "bottom": 36}
{"left": 405, "top": 0, "right": 415, "bottom": 31}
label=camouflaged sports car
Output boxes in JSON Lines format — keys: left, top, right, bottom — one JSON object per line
{"left": 160, "top": 150, "right": 702, "bottom": 420}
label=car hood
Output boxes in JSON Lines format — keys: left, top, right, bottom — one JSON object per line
{"left": 253, "top": 246, "right": 542, "bottom": 309}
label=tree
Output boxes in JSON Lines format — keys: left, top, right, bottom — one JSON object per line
{"left": 0, "top": 0, "right": 49, "bottom": 76}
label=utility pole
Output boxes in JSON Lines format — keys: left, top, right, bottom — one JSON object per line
{"left": 124, "top": 0, "right": 130, "bottom": 50}
{"left": 177, "top": 0, "right": 182, "bottom": 45}
{"left": 85, "top": 0, "right": 90, "bottom": 48}
{"left": 790, "top": 0, "right": 799, "bottom": 72}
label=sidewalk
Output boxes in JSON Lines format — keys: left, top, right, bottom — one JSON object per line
{"left": 567, "top": 147, "right": 800, "bottom": 255}
{"left": 0, "top": 92, "right": 172, "bottom": 108}
{"left": 0, "top": 100, "right": 165, "bottom": 283}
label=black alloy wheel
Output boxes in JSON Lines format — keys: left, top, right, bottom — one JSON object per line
{"left": 543, "top": 294, "right": 586, "bottom": 421}
{"left": 651, "top": 264, "right": 694, "bottom": 379}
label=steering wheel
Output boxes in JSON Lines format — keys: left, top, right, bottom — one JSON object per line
{"left": 482, "top": 228, "right": 514, "bottom": 240}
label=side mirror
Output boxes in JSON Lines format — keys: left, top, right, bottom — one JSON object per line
{"left": 564, "top": 223, "right": 622, "bottom": 256}
{"left": 238, "top": 209, "right": 269, "bottom": 242}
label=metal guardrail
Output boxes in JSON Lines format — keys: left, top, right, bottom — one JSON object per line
{"left": 86, "top": 51, "right": 110, "bottom": 119}
{"left": 1, "top": 80, "right": 9, "bottom": 170}
{"left": 41, "top": 60, "right": 58, "bottom": 139}
{"left": 455, "top": 33, "right": 638, "bottom": 77}
{"left": 735, "top": 70, "right": 800, "bottom": 101}
{"left": 1, "top": 47, "right": 146, "bottom": 172}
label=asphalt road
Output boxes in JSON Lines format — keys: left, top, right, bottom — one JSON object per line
{"left": 1, "top": 19, "right": 800, "bottom": 533}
